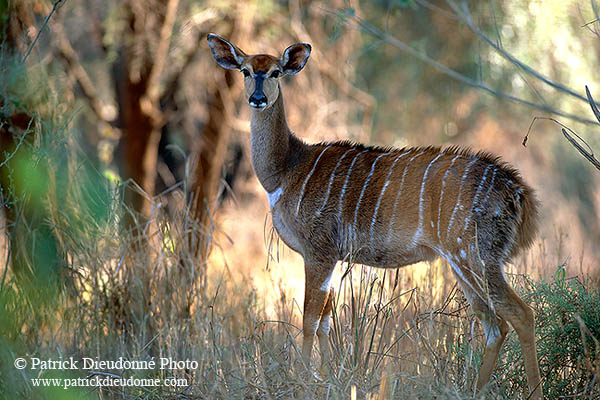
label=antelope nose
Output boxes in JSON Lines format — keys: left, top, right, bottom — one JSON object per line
{"left": 249, "top": 91, "right": 267, "bottom": 108}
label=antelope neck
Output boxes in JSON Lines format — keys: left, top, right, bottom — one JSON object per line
{"left": 250, "top": 85, "right": 303, "bottom": 193}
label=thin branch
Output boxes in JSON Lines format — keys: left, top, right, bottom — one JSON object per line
{"left": 585, "top": 85, "right": 600, "bottom": 124}
{"left": 562, "top": 128, "right": 600, "bottom": 171}
{"left": 487, "top": 0, "right": 549, "bottom": 113}
{"left": 522, "top": 116, "right": 600, "bottom": 172}
{"left": 145, "top": 0, "right": 180, "bottom": 104}
{"left": 581, "top": 17, "right": 599, "bottom": 28}
{"left": 21, "top": 0, "right": 66, "bottom": 64}
{"left": 590, "top": 0, "right": 600, "bottom": 38}
{"left": 53, "top": 21, "right": 115, "bottom": 124}
{"left": 333, "top": 11, "right": 600, "bottom": 126}
{"left": 161, "top": 9, "right": 219, "bottom": 111}
{"left": 0, "top": 117, "right": 35, "bottom": 169}
{"left": 138, "top": 0, "right": 180, "bottom": 128}
{"left": 446, "top": 0, "right": 600, "bottom": 108}
{"left": 415, "top": 0, "right": 458, "bottom": 20}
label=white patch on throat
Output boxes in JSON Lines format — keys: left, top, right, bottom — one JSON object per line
{"left": 267, "top": 187, "right": 283, "bottom": 208}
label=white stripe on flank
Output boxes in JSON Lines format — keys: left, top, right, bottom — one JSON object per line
{"left": 437, "top": 154, "right": 461, "bottom": 241}
{"left": 413, "top": 152, "right": 444, "bottom": 244}
{"left": 447, "top": 157, "right": 479, "bottom": 237}
{"left": 462, "top": 164, "right": 492, "bottom": 233}
{"left": 295, "top": 145, "right": 332, "bottom": 215}
{"left": 317, "top": 148, "right": 355, "bottom": 214}
{"left": 353, "top": 152, "right": 392, "bottom": 234}
{"left": 338, "top": 150, "right": 369, "bottom": 218}
{"left": 267, "top": 187, "right": 283, "bottom": 208}
{"left": 481, "top": 168, "right": 498, "bottom": 207}
{"left": 386, "top": 150, "right": 425, "bottom": 243}
{"left": 370, "top": 151, "right": 411, "bottom": 243}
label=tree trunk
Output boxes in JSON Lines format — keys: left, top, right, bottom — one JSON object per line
{"left": 184, "top": 69, "right": 235, "bottom": 290}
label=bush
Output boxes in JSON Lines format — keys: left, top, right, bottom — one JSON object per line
{"left": 497, "top": 268, "right": 600, "bottom": 399}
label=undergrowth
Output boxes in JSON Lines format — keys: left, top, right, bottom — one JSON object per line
{"left": 499, "top": 269, "right": 600, "bottom": 399}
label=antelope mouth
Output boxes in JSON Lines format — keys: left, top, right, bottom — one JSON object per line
{"left": 248, "top": 101, "right": 267, "bottom": 110}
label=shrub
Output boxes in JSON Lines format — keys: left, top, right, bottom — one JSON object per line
{"left": 497, "top": 268, "right": 600, "bottom": 399}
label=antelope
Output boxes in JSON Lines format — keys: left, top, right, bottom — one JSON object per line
{"left": 207, "top": 33, "right": 542, "bottom": 398}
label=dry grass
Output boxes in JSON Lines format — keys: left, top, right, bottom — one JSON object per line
{"left": 1, "top": 170, "right": 570, "bottom": 399}
{"left": 0, "top": 116, "right": 596, "bottom": 398}
{"left": 0, "top": 106, "right": 598, "bottom": 399}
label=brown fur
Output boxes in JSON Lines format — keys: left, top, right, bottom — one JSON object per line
{"left": 207, "top": 34, "right": 543, "bottom": 399}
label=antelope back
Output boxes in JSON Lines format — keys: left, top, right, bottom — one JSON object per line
{"left": 279, "top": 143, "right": 537, "bottom": 266}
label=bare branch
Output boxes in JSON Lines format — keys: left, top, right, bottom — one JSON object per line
{"left": 522, "top": 116, "right": 600, "bottom": 173}
{"left": 415, "top": 0, "right": 458, "bottom": 20}
{"left": 21, "top": 0, "right": 66, "bottom": 64}
{"left": 145, "top": 0, "right": 180, "bottom": 103}
{"left": 591, "top": 0, "right": 600, "bottom": 38}
{"left": 138, "top": 0, "right": 180, "bottom": 127}
{"left": 585, "top": 86, "right": 600, "bottom": 124}
{"left": 53, "top": 21, "right": 116, "bottom": 124}
{"left": 332, "top": 11, "right": 600, "bottom": 126}
{"left": 446, "top": 0, "right": 600, "bottom": 108}
{"left": 522, "top": 116, "right": 576, "bottom": 147}
{"left": 161, "top": 9, "right": 219, "bottom": 112}
{"left": 562, "top": 128, "right": 600, "bottom": 171}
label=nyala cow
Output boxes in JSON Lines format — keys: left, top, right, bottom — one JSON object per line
{"left": 207, "top": 33, "right": 542, "bottom": 398}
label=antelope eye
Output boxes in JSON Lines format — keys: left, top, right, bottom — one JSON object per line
{"left": 242, "top": 69, "right": 250, "bottom": 78}
{"left": 270, "top": 70, "right": 280, "bottom": 78}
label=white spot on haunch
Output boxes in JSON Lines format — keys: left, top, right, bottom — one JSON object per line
{"left": 267, "top": 187, "right": 283, "bottom": 207}
{"left": 460, "top": 249, "right": 467, "bottom": 259}
{"left": 457, "top": 237, "right": 462, "bottom": 244}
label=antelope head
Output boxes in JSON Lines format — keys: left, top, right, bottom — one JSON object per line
{"left": 207, "top": 33, "right": 311, "bottom": 111}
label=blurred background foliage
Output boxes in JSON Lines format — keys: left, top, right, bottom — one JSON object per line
{"left": 0, "top": 0, "right": 599, "bottom": 398}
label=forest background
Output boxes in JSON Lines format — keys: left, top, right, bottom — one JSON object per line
{"left": 1, "top": 0, "right": 599, "bottom": 398}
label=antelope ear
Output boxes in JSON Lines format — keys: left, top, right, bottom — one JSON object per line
{"left": 207, "top": 33, "right": 247, "bottom": 70}
{"left": 280, "top": 43, "right": 311, "bottom": 75}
